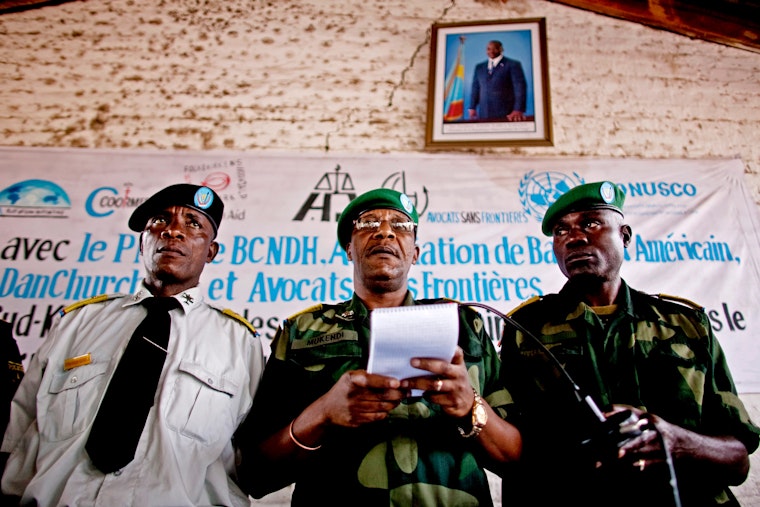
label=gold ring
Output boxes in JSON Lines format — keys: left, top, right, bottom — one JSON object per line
{"left": 434, "top": 379, "right": 443, "bottom": 392}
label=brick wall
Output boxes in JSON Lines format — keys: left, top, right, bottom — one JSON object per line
{"left": 1, "top": 0, "right": 759, "bottom": 504}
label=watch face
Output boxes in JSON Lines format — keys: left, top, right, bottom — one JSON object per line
{"left": 474, "top": 399, "right": 488, "bottom": 426}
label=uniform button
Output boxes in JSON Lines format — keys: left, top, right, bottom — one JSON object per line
{"left": 70, "top": 376, "right": 78, "bottom": 384}
{"left": 113, "top": 470, "right": 122, "bottom": 476}
{"left": 208, "top": 378, "right": 214, "bottom": 385}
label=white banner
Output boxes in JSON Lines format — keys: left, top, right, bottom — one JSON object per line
{"left": 1, "top": 148, "right": 759, "bottom": 392}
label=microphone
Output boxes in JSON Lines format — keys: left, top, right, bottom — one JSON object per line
{"left": 462, "top": 301, "right": 681, "bottom": 507}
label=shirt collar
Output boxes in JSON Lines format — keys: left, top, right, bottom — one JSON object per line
{"left": 344, "top": 291, "right": 416, "bottom": 320}
{"left": 557, "top": 278, "right": 635, "bottom": 319}
{"left": 125, "top": 281, "right": 203, "bottom": 313}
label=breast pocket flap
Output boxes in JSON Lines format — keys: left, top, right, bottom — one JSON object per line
{"left": 177, "top": 361, "right": 238, "bottom": 396}
{"left": 49, "top": 362, "right": 109, "bottom": 394}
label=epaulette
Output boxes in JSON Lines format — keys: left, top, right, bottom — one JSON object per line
{"left": 58, "top": 294, "right": 120, "bottom": 318}
{"left": 506, "top": 295, "right": 542, "bottom": 317}
{"left": 217, "top": 308, "right": 260, "bottom": 337}
{"left": 286, "top": 303, "right": 324, "bottom": 321}
{"left": 652, "top": 293, "right": 704, "bottom": 311}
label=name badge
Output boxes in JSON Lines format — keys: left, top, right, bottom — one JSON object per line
{"left": 64, "top": 353, "right": 92, "bottom": 370}
{"left": 292, "top": 330, "right": 358, "bottom": 350}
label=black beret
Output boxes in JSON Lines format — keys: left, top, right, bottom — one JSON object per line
{"left": 541, "top": 181, "right": 625, "bottom": 236}
{"left": 337, "top": 188, "right": 418, "bottom": 249}
{"left": 128, "top": 184, "right": 224, "bottom": 237}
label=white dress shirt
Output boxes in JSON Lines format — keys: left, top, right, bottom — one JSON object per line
{"left": 488, "top": 54, "right": 503, "bottom": 72}
{"left": 1, "top": 283, "right": 264, "bottom": 507}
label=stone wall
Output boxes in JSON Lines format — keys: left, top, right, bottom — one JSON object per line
{"left": 1, "top": 0, "right": 759, "bottom": 504}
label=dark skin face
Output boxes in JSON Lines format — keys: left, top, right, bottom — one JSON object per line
{"left": 346, "top": 209, "right": 419, "bottom": 307}
{"left": 551, "top": 208, "right": 632, "bottom": 306}
{"left": 140, "top": 205, "right": 219, "bottom": 297}
{"left": 486, "top": 41, "right": 503, "bottom": 59}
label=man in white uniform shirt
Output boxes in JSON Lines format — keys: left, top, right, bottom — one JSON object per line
{"left": 1, "top": 183, "right": 264, "bottom": 506}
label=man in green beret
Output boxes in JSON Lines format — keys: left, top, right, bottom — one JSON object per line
{"left": 236, "top": 188, "right": 522, "bottom": 506}
{"left": 500, "top": 181, "right": 760, "bottom": 506}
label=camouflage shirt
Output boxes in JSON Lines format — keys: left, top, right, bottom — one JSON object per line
{"left": 500, "top": 279, "right": 760, "bottom": 507}
{"left": 241, "top": 292, "right": 514, "bottom": 507}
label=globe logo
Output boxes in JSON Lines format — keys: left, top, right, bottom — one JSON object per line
{"left": 0, "top": 179, "right": 71, "bottom": 218}
{"left": 518, "top": 171, "right": 584, "bottom": 223}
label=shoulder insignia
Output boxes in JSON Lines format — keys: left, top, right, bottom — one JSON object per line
{"left": 506, "top": 295, "right": 542, "bottom": 317}
{"left": 220, "top": 309, "right": 260, "bottom": 337}
{"left": 59, "top": 294, "right": 118, "bottom": 317}
{"left": 653, "top": 293, "right": 704, "bottom": 311}
{"left": 287, "top": 303, "right": 324, "bottom": 321}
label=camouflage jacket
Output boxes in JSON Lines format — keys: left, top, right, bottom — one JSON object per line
{"left": 242, "top": 292, "right": 514, "bottom": 507}
{"left": 500, "top": 279, "right": 760, "bottom": 507}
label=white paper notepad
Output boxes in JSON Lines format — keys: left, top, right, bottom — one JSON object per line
{"left": 367, "top": 302, "right": 459, "bottom": 384}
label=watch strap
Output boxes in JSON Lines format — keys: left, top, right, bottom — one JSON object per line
{"left": 458, "top": 388, "right": 486, "bottom": 438}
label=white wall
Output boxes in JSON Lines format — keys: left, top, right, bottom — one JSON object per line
{"left": 1, "top": 0, "right": 759, "bottom": 504}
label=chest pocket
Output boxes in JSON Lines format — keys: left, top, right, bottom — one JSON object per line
{"left": 288, "top": 329, "right": 364, "bottom": 387}
{"left": 165, "top": 360, "right": 239, "bottom": 446}
{"left": 42, "top": 362, "right": 109, "bottom": 442}
{"left": 547, "top": 342, "right": 584, "bottom": 366}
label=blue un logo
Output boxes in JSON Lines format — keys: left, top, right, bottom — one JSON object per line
{"left": 518, "top": 171, "right": 584, "bottom": 224}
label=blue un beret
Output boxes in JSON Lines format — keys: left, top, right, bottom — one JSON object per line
{"left": 129, "top": 184, "right": 224, "bottom": 237}
{"left": 541, "top": 181, "right": 625, "bottom": 236}
{"left": 337, "top": 188, "right": 418, "bottom": 249}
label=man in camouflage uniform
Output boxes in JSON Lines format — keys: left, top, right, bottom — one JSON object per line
{"left": 500, "top": 181, "right": 760, "bottom": 507}
{"left": 236, "top": 188, "right": 522, "bottom": 506}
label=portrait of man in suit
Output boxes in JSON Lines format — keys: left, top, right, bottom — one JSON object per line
{"left": 468, "top": 40, "right": 527, "bottom": 122}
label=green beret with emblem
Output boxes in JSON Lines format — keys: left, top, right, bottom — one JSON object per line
{"left": 337, "top": 188, "right": 418, "bottom": 249}
{"left": 541, "top": 181, "right": 625, "bottom": 236}
{"left": 129, "top": 183, "right": 224, "bottom": 238}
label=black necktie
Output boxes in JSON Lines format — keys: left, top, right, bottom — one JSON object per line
{"left": 86, "top": 296, "right": 181, "bottom": 473}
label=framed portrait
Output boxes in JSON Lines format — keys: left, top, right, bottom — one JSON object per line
{"left": 425, "top": 18, "right": 553, "bottom": 148}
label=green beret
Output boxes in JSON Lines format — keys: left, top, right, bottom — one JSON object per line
{"left": 129, "top": 184, "right": 224, "bottom": 237}
{"left": 541, "top": 181, "right": 625, "bottom": 236}
{"left": 337, "top": 188, "right": 418, "bottom": 249}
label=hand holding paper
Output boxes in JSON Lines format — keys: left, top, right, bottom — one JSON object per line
{"left": 367, "top": 303, "right": 459, "bottom": 387}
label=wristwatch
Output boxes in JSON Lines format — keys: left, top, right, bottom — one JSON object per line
{"left": 458, "top": 388, "right": 488, "bottom": 438}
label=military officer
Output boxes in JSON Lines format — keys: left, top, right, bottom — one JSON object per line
{"left": 235, "top": 188, "right": 522, "bottom": 506}
{"left": 1, "top": 184, "right": 264, "bottom": 506}
{"left": 500, "top": 181, "right": 760, "bottom": 506}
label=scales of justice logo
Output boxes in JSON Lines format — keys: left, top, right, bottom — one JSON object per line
{"left": 293, "top": 165, "right": 429, "bottom": 223}
{"left": 519, "top": 170, "right": 584, "bottom": 224}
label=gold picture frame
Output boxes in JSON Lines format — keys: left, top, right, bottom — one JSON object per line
{"left": 425, "top": 18, "right": 553, "bottom": 148}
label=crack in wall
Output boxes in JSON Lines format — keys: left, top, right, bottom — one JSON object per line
{"left": 387, "top": 0, "right": 457, "bottom": 107}
{"left": 324, "top": 0, "right": 457, "bottom": 151}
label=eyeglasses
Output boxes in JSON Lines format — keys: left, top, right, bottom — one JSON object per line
{"left": 353, "top": 218, "right": 416, "bottom": 234}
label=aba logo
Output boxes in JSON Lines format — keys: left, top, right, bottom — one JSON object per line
{"left": 519, "top": 171, "right": 584, "bottom": 224}
{"left": 0, "top": 179, "right": 71, "bottom": 218}
{"left": 293, "top": 165, "right": 429, "bottom": 222}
